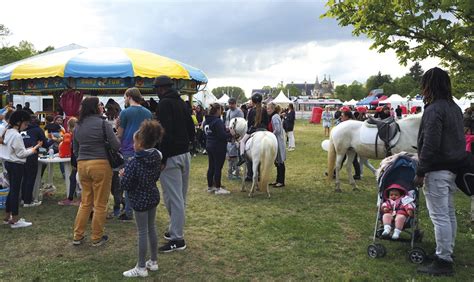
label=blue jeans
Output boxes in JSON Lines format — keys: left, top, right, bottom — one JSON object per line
{"left": 424, "top": 170, "right": 457, "bottom": 262}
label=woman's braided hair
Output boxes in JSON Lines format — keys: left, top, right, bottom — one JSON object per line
{"left": 421, "top": 67, "right": 453, "bottom": 105}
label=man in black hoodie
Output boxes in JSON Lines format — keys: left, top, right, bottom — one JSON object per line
{"left": 415, "top": 68, "right": 466, "bottom": 276}
{"left": 154, "top": 75, "right": 195, "bottom": 253}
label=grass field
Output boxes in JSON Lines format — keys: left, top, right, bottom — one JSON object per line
{"left": 1, "top": 120, "right": 473, "bottom": 281}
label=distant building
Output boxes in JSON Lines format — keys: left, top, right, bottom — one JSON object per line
{"left": 286, "top": 75, "right": 335, "bottom": 98}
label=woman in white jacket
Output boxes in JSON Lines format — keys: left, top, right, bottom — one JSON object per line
{"left": 1, "top": 111, "right": 42, "bottom": 228}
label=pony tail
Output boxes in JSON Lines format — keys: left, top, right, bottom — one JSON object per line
{"left": 255, "top": 102, "right": 262, "bottom": 127}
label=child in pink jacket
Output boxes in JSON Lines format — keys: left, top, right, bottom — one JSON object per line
{"left": 381, "top": 184, "right": 415, "bottom": 239}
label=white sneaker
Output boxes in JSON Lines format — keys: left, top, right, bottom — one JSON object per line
{"left": 392, "top": 229, "right": 401, "bottom": 240}
{"left": 123, "top": 266, "right": 148, "bottom": 278}
{"left": 146, "top": 260, "right": 159, "bottom": 271}
{"left": 214, "top": 188, "right": 231, "bottom": 195}
{"left": 207, "top": 187, "right": 217, "bottom": 193}
{"left": 10, "top": 218, "right": 32, "bottom": 229}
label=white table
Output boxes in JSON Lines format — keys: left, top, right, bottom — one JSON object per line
{"left": 33, "top": 156, "right": 71, "bottom": 202}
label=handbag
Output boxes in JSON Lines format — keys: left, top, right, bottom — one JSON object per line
{"left": 101, "top": 120, "right": 124, "bottom": 169}
{"left": 455, "top": 153, "right": 474, "bottom": 196}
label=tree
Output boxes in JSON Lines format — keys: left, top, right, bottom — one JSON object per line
{"left": 0, "top": 24, "right": 10, "bottom": 38}
{"left": 323, "top": 0, "right": 474, "bottom": 72}
{"left": 391, "top": 75, "right": 419, "bottom": 97}
{"left": 408, "top": 62, "right": 424, "bottom": 84}
{"left": 211, "top": 86, "right": 246, "bottom": 103}
{"left": 365, "top": 71, "right": 392, "bottom": 92}
{"left": 38, "top": 45, "right": 55, "bottom": 54}
{"left": 334, "top": 81, "right": 366, "bottom": 101}
{"left": 0, "top": 40, "right": 37, "bottom": 66}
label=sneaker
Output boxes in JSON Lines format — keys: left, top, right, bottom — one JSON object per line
{"left": 58, "top": 199, "right": 74, "bottom": 206}
{"left": 32, "top": 200, "right": 42, "bottom": 207}
{"left": 163, "top": 232, "right": 171, "bottom": 241}
{"left": 10, "top": 218, "right": 32, "bottom": 229}
{"left": 118, "top": 214, "right": 133, "bottom": 221}
{"left": 274, "top": 183, "right": 285, "bottom": 188}
{"left": 73, "top": 236, "right": 86, "bottom": 246}
{"left": 123, "top": 266, "right": 148, "bottom": 278}
{"left": 417, "top": 257, "right": 454, "bottom": 276}
{"left": 23, "top": 202, "right": 37, "bottom": 208}
{"left": 159, "top": 240, "right": 186, "bottom": 253}
{"left": 353, "top": 175, "right": 361, "bottom": 180}
{"left": 207, "top": 187, "right": 217, "bottom": 193}
{"left": 288, "top": 147, "right": 295, "bottom": 151}
{"left": 146, "top": 260, "right": 159, "bottom": 271}
{"left": 214, "top": 187, "right": 231, "bottom": 195}
{"left": 92, "top": 235, "right": 109, "bottom": 247}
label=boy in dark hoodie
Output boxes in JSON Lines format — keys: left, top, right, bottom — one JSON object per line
{"left": 120, "top": 120, "right": 163, "bottom": 278}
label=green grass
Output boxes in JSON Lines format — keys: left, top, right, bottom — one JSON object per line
{"left": 1, "top": 120, "right": 473, "bottom": 281}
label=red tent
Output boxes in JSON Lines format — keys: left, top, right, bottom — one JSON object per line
{"left": 400, "top": 105, "right": 407, "bottom": 115}
{"left": 356, "top": 106, "right": 367, "bottom": 113}
{"left": 376, "top": 106, "right": 383, "bottom": 112}
{"left": 340, "top": 106, "right": 351, "bottom": 112}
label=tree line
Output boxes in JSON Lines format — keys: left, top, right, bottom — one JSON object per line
{"left": 0, "top": 24, "right": 54, "bottom": 66}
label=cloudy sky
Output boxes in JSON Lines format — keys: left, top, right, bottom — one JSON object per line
{"left": 1, "top": 0, "right": 439, "bottom": 96}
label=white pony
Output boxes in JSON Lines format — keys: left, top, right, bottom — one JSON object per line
{"left": 327, "top": 114, "right": 422, "bottom": 191}
{"left": 229, "top": 117, "right": 278, "bottom": 198}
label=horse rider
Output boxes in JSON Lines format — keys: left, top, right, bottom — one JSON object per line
{"left": 236, "top": 93, "right": 269, "bottom": 166}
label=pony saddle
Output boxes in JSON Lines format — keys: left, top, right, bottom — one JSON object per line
{"left": 361, "top": 117, "right": 401, "bottom": 157}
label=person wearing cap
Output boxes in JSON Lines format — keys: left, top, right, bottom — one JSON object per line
{"left": 117, "top": 87, "right": 152, "bottom": 221}
{"left": 153, "top": 75, "right": 195, "bottom": 253}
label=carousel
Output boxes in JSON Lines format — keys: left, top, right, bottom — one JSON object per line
{"left": 0, "top": 44, "right": 208, "bottom": 118}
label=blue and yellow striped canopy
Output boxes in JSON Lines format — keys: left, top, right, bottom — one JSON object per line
{"left": 0, "top": 47, "right": 207, "bottom": 83}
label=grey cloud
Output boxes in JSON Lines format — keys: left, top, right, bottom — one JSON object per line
{"left": 95, "top": 1, "right": 356, "bottom": 77}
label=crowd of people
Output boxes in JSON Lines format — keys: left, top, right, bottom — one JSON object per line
{"left": 0, "top": 67, "right": 472, "bottom": 277}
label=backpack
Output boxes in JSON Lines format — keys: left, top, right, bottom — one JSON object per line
{"left": 455, "top": 153, "right": 474, "bottom": 196}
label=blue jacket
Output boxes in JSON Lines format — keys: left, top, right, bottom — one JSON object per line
{"left": 203, "top": 115, "right": 231, "bottom": 150}
{"left": 121, "top": 148, "right": 161, "bottom": 211}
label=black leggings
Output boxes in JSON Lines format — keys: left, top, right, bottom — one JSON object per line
{"left": 275, "top": 162, "right": 285, "bottom": 184}
{"left": 21, "top": 155, "right": 38, "bottom": 204}
{"left": 67, "top": 167, "right": 78, "bottom": 200}
{"left": 5, "top": 162, "right": 25, "bottom": 216}
{"left": 206, "top": 146, "right": 226, "bottom": 188}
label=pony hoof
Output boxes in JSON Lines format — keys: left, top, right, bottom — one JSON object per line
{"left": 334, "top": 188, "right": 342, "bottom": 193}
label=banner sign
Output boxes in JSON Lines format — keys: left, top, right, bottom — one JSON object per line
{"left": 75, "top": 78, "right": 129, "bottom": 89}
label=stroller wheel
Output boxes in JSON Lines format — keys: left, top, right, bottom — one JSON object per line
{"left": 375, "top": 243, "right": 386, "bottom": 257}
{"left": 414, "top": 229, "right": 424, "bottom": 243}
{"left": 408, "top": 247, "right": 426, "bottom": 264}
{"left": 367, "top": 244, "right": 381, "bottom": 259}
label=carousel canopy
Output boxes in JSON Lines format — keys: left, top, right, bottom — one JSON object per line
{"left": 0, "top": 45, "right": 207, "bottom": 94}
{"left": 0, "top": 46, "right": 207, "bottom": 83}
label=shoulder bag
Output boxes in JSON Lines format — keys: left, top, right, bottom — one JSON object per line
{"left": 101, "top": 120, "right": 124, "bottom": 169}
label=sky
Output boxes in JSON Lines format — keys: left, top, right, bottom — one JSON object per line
{"left": 1, "top": 0, "right": 440, "bottom": 96}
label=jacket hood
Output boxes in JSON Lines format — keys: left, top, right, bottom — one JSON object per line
{"left": 383, "top": 184, "right": 407, "bottom": 200}
{"left": 159, "top": 89, "right": 180, "bottom": 100}
{"left": 205, "top": 115, "right": 221, "bottom": 125}
{"left": 135, "top": 148, "right": 162, "bottom": 167}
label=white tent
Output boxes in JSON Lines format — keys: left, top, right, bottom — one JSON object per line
{"left": 456, "top": 96, "right": 473, "bottom": 111}
{"left": 343, "top": 99, "right": 357, "bottom": 106}
{"left": 271, "top": 90, "right": 292, "bottom": 107}
{"left": 216, "top": 94, "right": 230, "bottom": 105}
{"left": 381, "top": 94, "right": 408, "bottom": 108}
{"left": 194, "top": 90, "right": 217, "bottom": 108}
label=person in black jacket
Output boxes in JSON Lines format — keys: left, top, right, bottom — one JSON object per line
{"left": 284, "top": 103, "right": 296, "bottom": 151}
{"left": 237, "top": 93, "right": 269, "bottom": 166}
{"left": 415, "top": 67, "right": 466, "bottom": 276}
{"left": 154, "top": 75, "right": 195, "bottom": 253}
{"left": 203, "top": 103, "right": 232, "bottom": 195}
{"left": 21, "top": 115, "right": 48, "bottom": 207}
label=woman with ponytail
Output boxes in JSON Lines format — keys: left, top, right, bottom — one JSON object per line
{"left": 236, "top": 93, "right": 269, "bottom": 166}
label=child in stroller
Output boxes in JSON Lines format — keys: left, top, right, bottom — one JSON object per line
{"left": 381, "top": 184, "right": 415, "bottom": 240}
{"left": 368, "top": 152, "right": 426, "bottom": 264}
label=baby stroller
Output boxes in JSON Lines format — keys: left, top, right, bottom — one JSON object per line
{"left": 367, "top": 153, "right": 426, "bottom": 264}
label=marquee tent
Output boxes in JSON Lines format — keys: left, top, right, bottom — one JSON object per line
{"left": 343, "top": 99, "right": 358, "bottom": 106}
{"left": 194, "top": 90, "right": 217, "bottom": 108}
{"left": 379, "top": 94, "right": 408, "bottom": 108}
{"left": 216, "top": 94, "right": 230, "bottom": 105}
{"left": 271, "top": 90, "right": 292, "bottom": 107}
